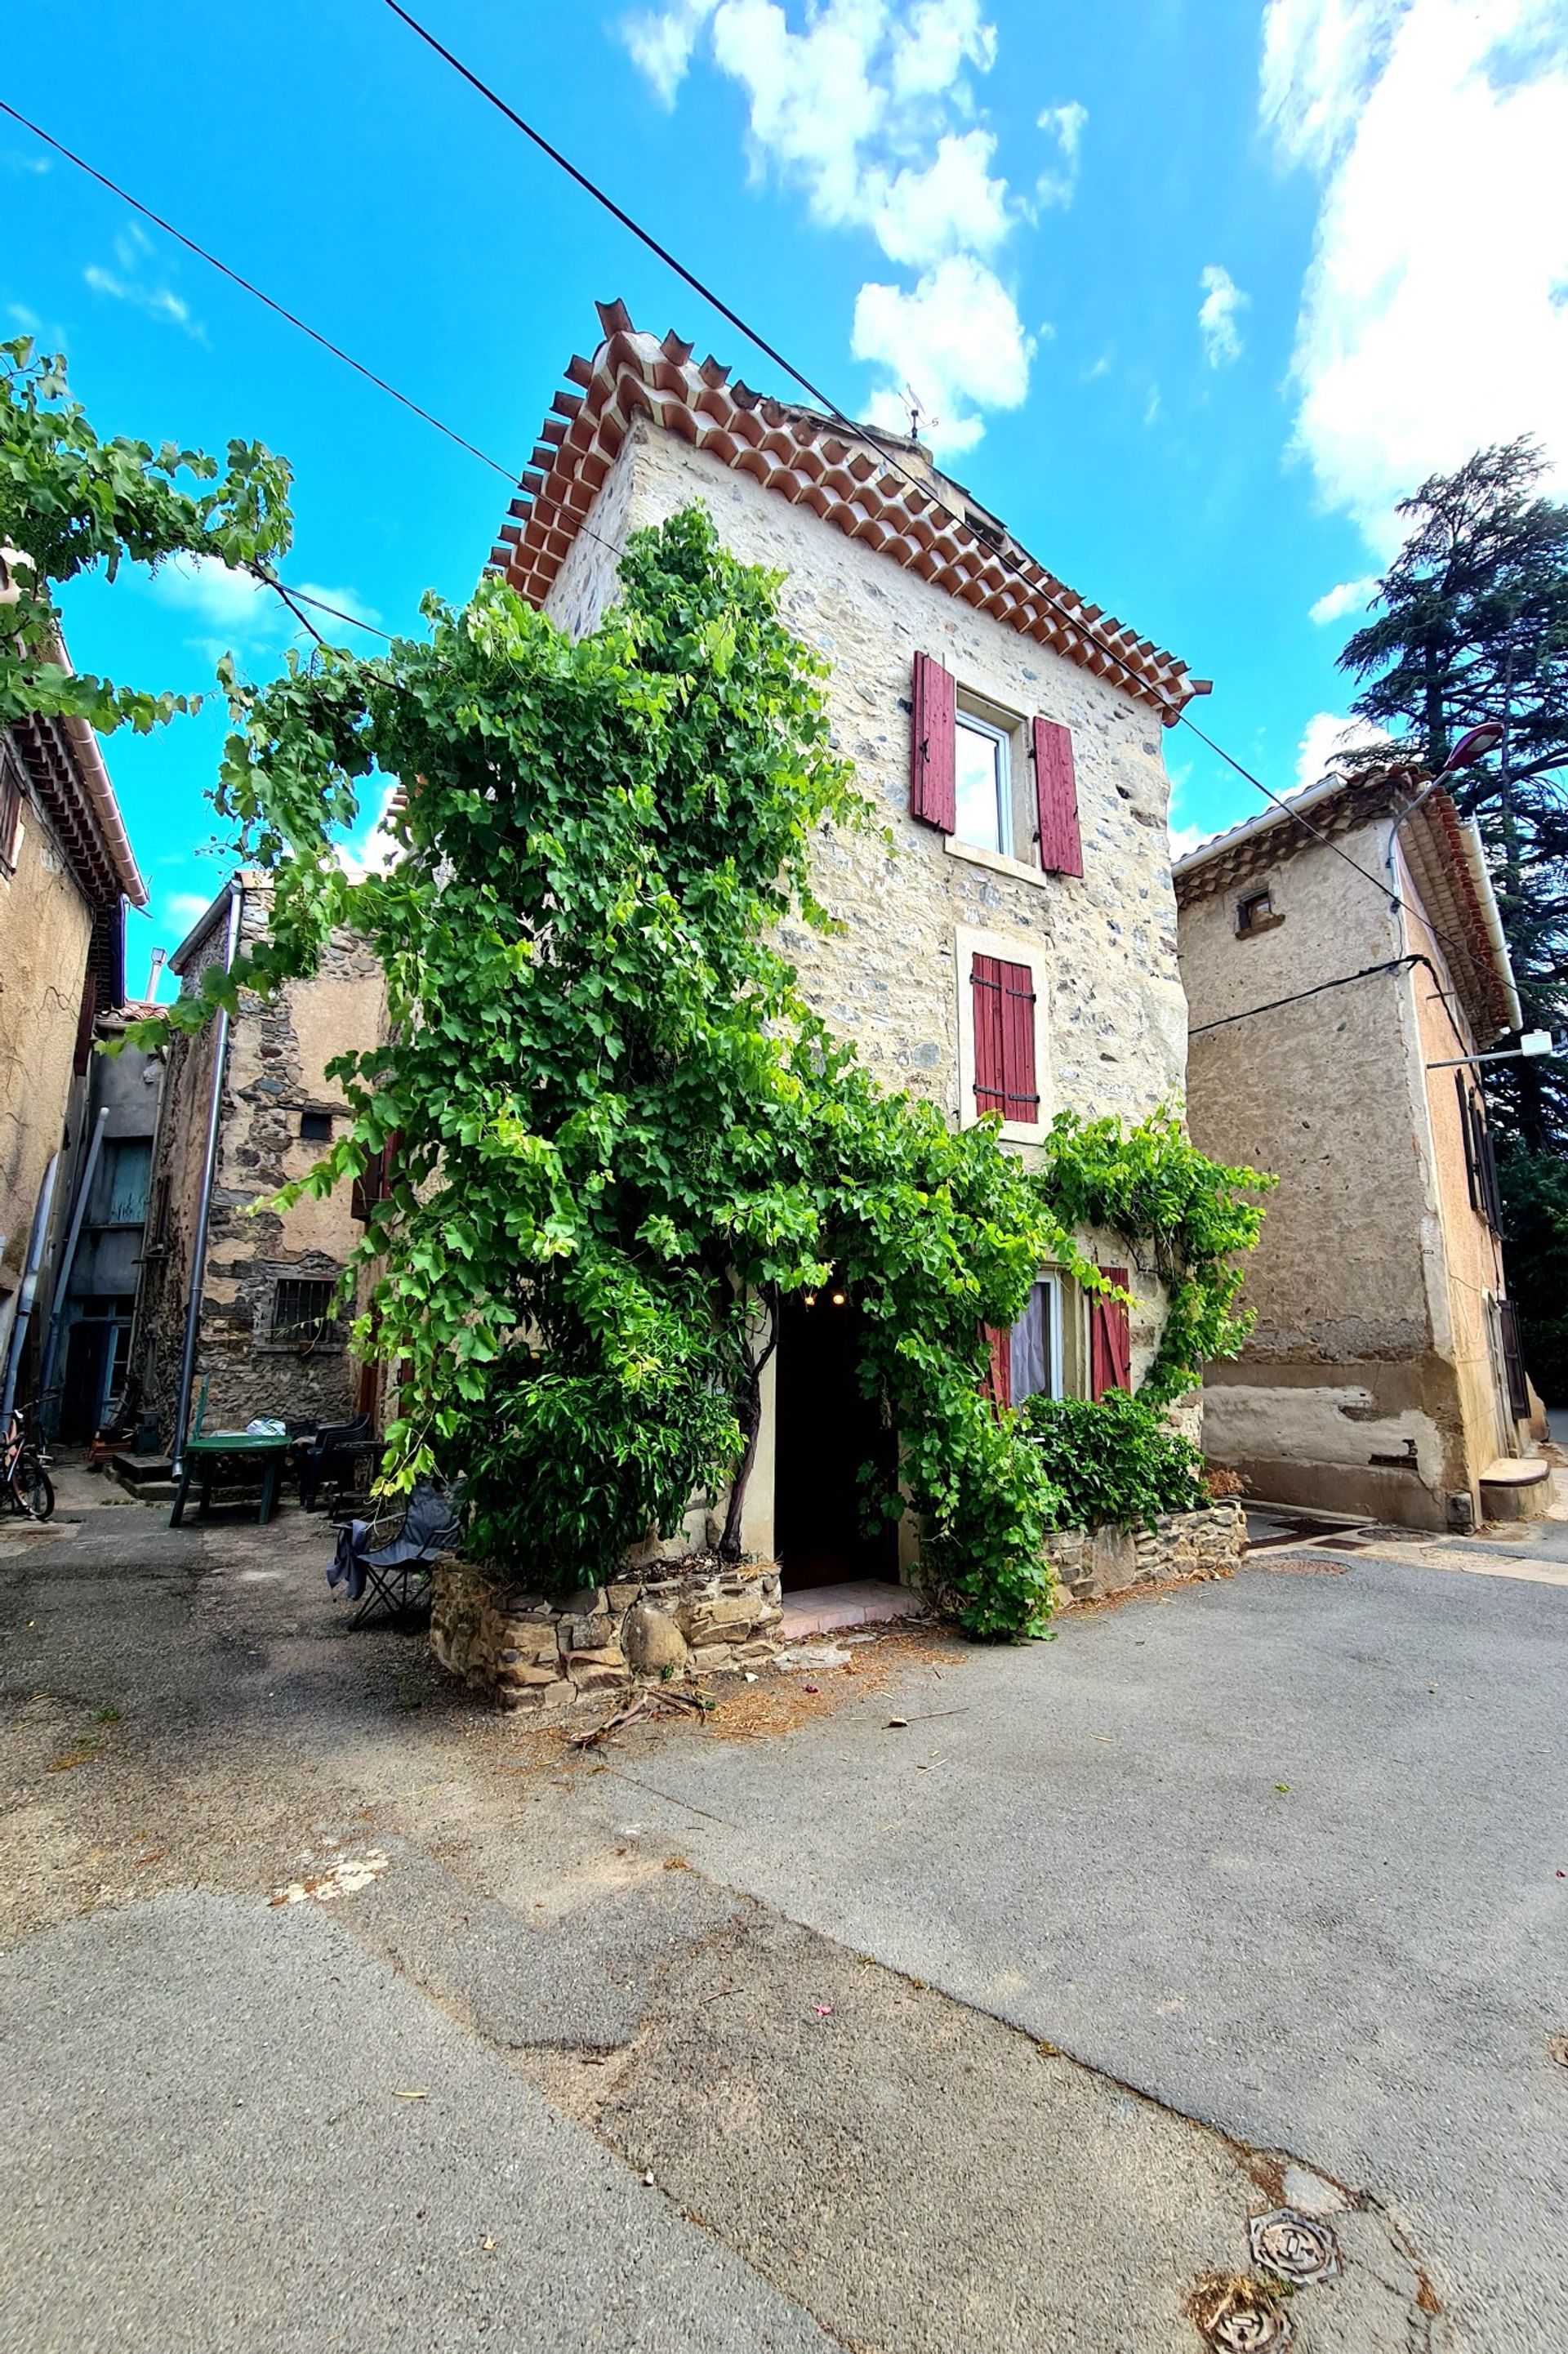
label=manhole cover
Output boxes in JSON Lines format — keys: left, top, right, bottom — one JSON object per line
{"left": 1250, "top": 2209, "right": 1341, "bottom": 2285}
{"left": 1187, "top": 2273, "right": 1295, "bottom": 2350}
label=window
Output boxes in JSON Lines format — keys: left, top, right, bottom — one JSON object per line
{"left": 956, "top": 926, "right": 1049, "bottom": 1141}
{"left": 0, "top": 742, "right": 24, "bottom": 875}
{"left": 1009, "top": 1276, "right": 1064, "bottom": 1403}
{"left": 1236, "top": 887, "right": 1281, "bottom": 936}
{"left": 971, "top": 952, "right": 1038, "bottom": 1125}
{"left": 90, "top": 1139, "right": 152, "bottom": 1228}
{"left": 270, "top": 1278, "right": 340, "bottom": 1348}
{"left": 300, "top": 1109, "right": 334, "bottom": 1143}
{"left": 954, "top": 711, "right": 1011, "bottom": 856}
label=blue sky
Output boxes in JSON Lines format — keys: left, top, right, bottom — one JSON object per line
{"left": 5, "top": 0, "right": 1566, "bottom": 995}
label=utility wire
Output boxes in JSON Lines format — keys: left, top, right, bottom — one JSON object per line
{"left": 374, "top": 0, "right": 1499, "bottom": 996}
{"left": 0, "top": 97, "right": 515, "bottom": 484}
{"left": 2, "top": 62, "right": 1499, "bottom": 997}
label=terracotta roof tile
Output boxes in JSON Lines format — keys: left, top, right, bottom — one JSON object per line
{"left": 490, "top": 305, "right": 1205, "bottom": 724}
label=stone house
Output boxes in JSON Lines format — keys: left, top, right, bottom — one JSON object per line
{"left": 485, "top": 302, "right": 1214, "bottom": 1598}
{"left": 0, "top": 618, "right": 147, "bottom": 1411}
{"left": 1175, "top": 764, "right": 1535, "bottom": 1531}
{"left": 131, "top": 873, "right": 384, "bottom": 1447}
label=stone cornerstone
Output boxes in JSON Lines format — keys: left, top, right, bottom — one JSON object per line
{"left": 430, "top": 1554, "right": 785, "bottom": 1711}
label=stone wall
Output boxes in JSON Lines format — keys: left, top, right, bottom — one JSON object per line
{"left": 543, "top": 417, "right": 1189, "bottom": 1403}
{"left": 135, "top": 877, "right": 385, "bottom": 1443}
{"left": 430, "top": 1554, "right": 785, "bottom": 1712}
{"left": 1043, "top": 1499, "right": 1245, "bottom": 1604}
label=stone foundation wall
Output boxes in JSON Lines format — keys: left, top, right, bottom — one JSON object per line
{"left": 1045, "top": 1499, "right": 1245, "bottom": 1604}
{"left": 430, "top": 1554, "right": 784, "bottom": 1712}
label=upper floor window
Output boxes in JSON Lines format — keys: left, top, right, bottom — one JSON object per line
{"left": 1236, "top": 886, "right": 1282, "bottom": 936}
{"left": 954, "top": 711, "right": 1012, "bottom": 856}
{"left": 910, "top": 652, "right": 1082, "bottom": 877}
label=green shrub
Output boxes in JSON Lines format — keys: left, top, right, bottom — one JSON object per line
{"left": 1020, "top": 1389, "right": 1209, "bottom": 1531}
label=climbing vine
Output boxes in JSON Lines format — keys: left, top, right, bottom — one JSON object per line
{"left": 2, "top": 344, "right": 1271, "bottom": 1644}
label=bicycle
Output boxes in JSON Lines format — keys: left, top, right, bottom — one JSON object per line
{"left": 2, "top": 1406, "right": 55, "bottom": 1522}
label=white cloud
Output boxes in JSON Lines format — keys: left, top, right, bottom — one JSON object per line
{"left": 1308, "top": 573, "right": 1379, "bottom": 625}
{"left": 1295, "top": 707, "right": 1392, "bottom": 789}
{"left": 84, "top": 226, "right": 202, "bottom": 338}
{"left": 166, "top": 889, "right": 218, "bottom": 929}
{"left": 1198, "top": 264, "right": 1248, "bottom": 368}
{"left": 854, "top": 254, "right": 1032, "bottom": 452}
{"left": 338, "top": 780, "right": 403, "bottom": 882}
{"left": 150, "top": 556, "right": 379, "bottom": 663}
{"left": 1036, "top": 100, "right": 1087, "bottom": 206}
{"left": 3, "top": 151, "right": 51, "bottom": 178}
{"left": 622, "top": 0, "right": 1047, "bottom": 448}
{"left": 871, "top": 129, "right": 1013, "bottom": 267}
{"left": 1262, "top": 0, "right": 1568, "bottom": 545}
{"left": 1168, "top": 822, "right": 1209, "bottom": 861}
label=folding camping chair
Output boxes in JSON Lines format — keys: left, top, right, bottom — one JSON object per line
{"left": 327, "top": 1478, "right": 461, "bottom": 1628}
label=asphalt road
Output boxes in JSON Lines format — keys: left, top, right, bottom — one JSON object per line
{"left": 4, "top": 1482, "right": 1565, "bottom": 2350}
{"left": 577, "top": 1550, "right": 1568, "bottom": 2354}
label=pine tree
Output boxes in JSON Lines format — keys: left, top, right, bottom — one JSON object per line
{"left": 1340, "top": 439, "right": 1568, "bottom": 1396}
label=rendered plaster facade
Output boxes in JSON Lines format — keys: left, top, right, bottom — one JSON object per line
{"left": 1177, "top": 791, "right": 1526, "bottom": 1529}
{"left": 539, "top": 408, "right": 1192, "bottom": 1564}
{"left": 133, "top": 878, "right": 385, "bottom": 1445}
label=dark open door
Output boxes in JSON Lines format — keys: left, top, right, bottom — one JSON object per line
{"left": 773, "top": 1291, "right": 898, "bottom": 1591}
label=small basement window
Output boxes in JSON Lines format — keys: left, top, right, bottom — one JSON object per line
{"left": 300, "top": 1109, "right": 334, "bottom": 1143}
{"left": 270, "top": 1277, "right": 340, "bottom": 1347}
{"left": 1236, "top": 887, "right": 1281, "bottom": 936}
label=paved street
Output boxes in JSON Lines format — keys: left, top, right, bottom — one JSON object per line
{"left": 2, "top": 1475, "right": 1566, "bottom": 2352}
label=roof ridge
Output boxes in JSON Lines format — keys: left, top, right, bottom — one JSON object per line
{"left": 488, "top": 307, "right": 1205, "bottom": 724}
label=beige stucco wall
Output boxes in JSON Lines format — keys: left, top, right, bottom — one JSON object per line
{"left": 546, "top": 418, "right": 1192, "bottom": 1562}
{"left": 1180, "top": 812, "right": 1513, "bottom": 1527}
{"left": 0, "top": 775, "right": 93, "bottom": 1327}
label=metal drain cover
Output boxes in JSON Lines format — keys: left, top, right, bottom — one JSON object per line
{"left": 1250, "top": 2208, "right": 1341, "bottom": 2285}
{"left": 1188, "top": 2274, "right": 1295, "bottom": 2350}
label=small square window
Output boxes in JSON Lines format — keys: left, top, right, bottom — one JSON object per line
{"left": 954, "top": 713, "right": 1011, "bottom": 856}
{"left": 1236, "top": 888, "right": 1280, "bottom": 936}
{"left": 270, "top": 1278, "right": 339, "bottom": 1346}
{"left": 300, "top": 1109, "right": 334, "bottom": 1143}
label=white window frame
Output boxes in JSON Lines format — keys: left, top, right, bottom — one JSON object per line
{"left": 953, "top": 710, "right": 1013, "bottom": 859}
{"left": 954, "top": 922, "right": 1051, "bottom": 1146}
{"left": 1010, "top": 1270, "right": 1067, "bottom": 1404}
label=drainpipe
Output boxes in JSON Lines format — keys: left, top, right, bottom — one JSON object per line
{"left": 170, "top": 879, "right": 243, "bottom": 1478}
{"left": 1, "top": 1154, "right": 61, "bottom": 1427}
{"left": 36, "top": 1104, "right": 110, "bottom": 1437}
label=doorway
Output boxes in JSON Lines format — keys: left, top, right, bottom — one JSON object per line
{"left": 772, "top": 1290, "right": 898, "bottom": 1590}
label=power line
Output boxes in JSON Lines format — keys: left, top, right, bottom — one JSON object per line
{"left": 0, "top": 97, "right": 516, "bottom": 484}
{"left": 376, "top": 0, "right": 1499, "bottom": 992}
{"left": 5, "top": 59, "right": 1499, "bottom": 996}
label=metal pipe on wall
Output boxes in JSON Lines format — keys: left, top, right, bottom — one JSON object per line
{"left": 1, "top": 1153, "right": 61, "bottom": 1426}
{"left": 170, "top": 879, "right": 243, "bottom": 1479}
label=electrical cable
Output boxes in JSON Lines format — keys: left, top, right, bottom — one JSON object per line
{"left": 372, "top": 0, "right": 1501, "bottom": 996}
{"left": 0, "top": 97, "right": 516, "bottom": 484}
{"left": 2, "top": 65, "right": 1503, "bottom": 1002}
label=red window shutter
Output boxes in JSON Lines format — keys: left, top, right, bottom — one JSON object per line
{"left": 1000, "top": 960, "right": 1038, "bottom": 1124}
{"left": 911, "top": 653, "right": 956, "bottom": 831}
{"left": 971, "top": 955, "right": 1006, "bottom": 1117}
{"left": 982, "top": 1322, "right": 1012, "bottom": 1411}
{"left": 972, "top": 955, "right": 1038, "bottom": 1126}
{"left": 1033, "top": 717, "right": 1083, "bottom": 877}
{"left": 1090, "top": 1264, "right": 1132, "bottom": 1398}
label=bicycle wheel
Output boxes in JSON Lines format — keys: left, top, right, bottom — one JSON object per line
{"left": 16, "top": 1458, "right": 53, "bottom": 1522}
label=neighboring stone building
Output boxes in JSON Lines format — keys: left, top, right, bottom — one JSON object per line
{"left": 0, "top": 631, "right": 147, "bottom": 1409}
{"left": 487, "top": 303, "right": 1212, "bottom": 1590}
{"left": 1175, "top": 764, "right": 1535, "bottom": 1531}
{"left": 132, "top": 874, "right": 385, "bottom": 1446}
